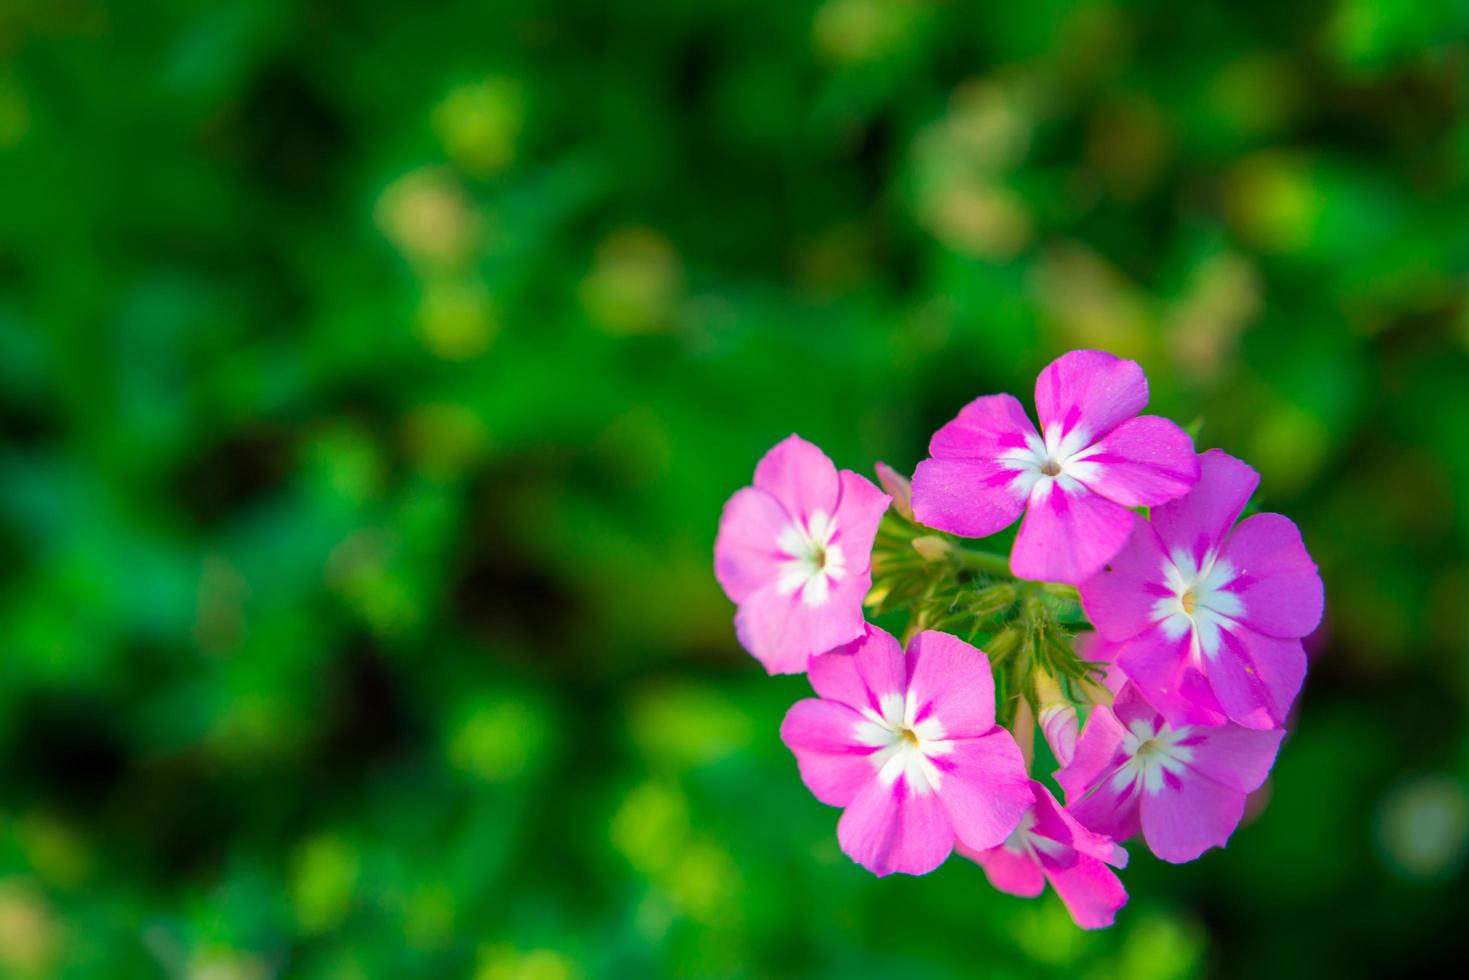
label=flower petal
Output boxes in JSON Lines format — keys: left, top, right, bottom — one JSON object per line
{"left": 714, "top": 487, "right": 791, "bottom": 602}
{"left": 780, "top": 698, "right": 879, "bottom": 808}
{"left": 937, "top": 730, "right": 1032, "bottom": 851}
{"left": 965, "top": 841, "right": 1046, "bottom": 898}
{"left": 1073, "top": 416, "right": 1199, "bottom": 508}
{"left": 832, "top": 470, "right": 891, "bottom": 574}
{"left": 1056, "top": 703, "right": 1126, "bottom": 802}
{"left": 911, "top": 458, "right": 1031, "bottom": 538}
{"left": 1220, "top": 513, "right": 1324, "bottom": 640}
{"left": 1115, "top": 627, "right": 1229, "bottom": 728}
{"left": 1032, "top": 782, "right": 1128, "bottom": 868}
{"left": 1034, "top": 350, "right": 1148, "bottom": 445}
{"left": 905, "top": 631, "right": 997, "bottom": 737}
{"left": 1206, "top": 627, "right": 1307, "bottom": 730}
{"left": 837, "top": 769, "right": 955, "bottom": 876}
{"left": 1139, "top": 768, "right": 1247, "bottom": 864}
{"left": 1011, "top": 480, "right": 1135, "bottom": 584}
{"left": 734, "top": 572, "right": 869, "bottom": 675}
{"left": 1078, "top": 520, "right": 1170, "bottom": 641}
{"left": 753, "top": 434, "right": 841, "bottom": 524}
{"left": 1149, "top": 449, "right": 1258, "bottom": 566}
{"left": 1041, "top": 851, "right": 1130, "bottom": 929}
{"left": 911, "top": 394, "right": 1038, "bottom": 537}
{"left": 1183, "top": 724, "right": 1284, "bottom": 794}
{"left": 807, "top": 625, "right": 906, "bottom": 711}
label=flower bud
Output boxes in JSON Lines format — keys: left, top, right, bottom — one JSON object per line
{"left": 874, "top": 461, "right": 914, "bottom": 520}
{"left": 1034, "top": 671, "right": 1078, "bottom": 766}
{"left": 1038, "top": 702, "right": 1079, "bottom": 767}
{"left": 911, "top": 535, "right": 952, "bottom": 563}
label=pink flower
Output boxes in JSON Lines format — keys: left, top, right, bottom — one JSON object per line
{"left": 715, "top": 435, "right": 890, "bottom": 674}
{"left": 1079, "top": 449, "right": 1324, "bottom": 729}
{"left": 1056, "top": 684, "right": 1283, "bottom": 863}
{"left": 960, "top": 781, "right": 1129, "bottom": 930}
{"left": 912, "top": 350, "right": 1199, "bottom": 584}
{"left": 780, "top": 627, "right": 1031, "bottom": 876}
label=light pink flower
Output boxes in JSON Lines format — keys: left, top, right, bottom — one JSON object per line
{"left": 960, "top": 780, "right": 1129, "bottom": 930}
{"left": 1079, "top": 449, "right": 1324, "bottom": 729}
{"left": 715, "top": 435, "right": 890, "bottom": 674}
{"left": 780, "top": 627, "right": 1031, "bottom": 876}
{"left": 1056, "top": 684, "right": 1283, "bottom": 863}
{"left": 912, "top": 350, "right": 1199, "bottom": 584}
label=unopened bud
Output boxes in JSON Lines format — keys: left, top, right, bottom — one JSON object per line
{"left": 911, "top": 535, "right": 952, "bottom": 563}
{"left": 874, "top": 461, "right": 914, "bottom": 520}
{"left": 864, "top": 582, "right": 892, "bottom": 609}
{"left": 1038, "top": 702, "right": 1079, "bottom": 767}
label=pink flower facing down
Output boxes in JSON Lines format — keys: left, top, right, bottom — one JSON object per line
{"left": 912, "top": 350, "right": 1199, "bottom": 584}
{"left": 960, "top": 781, "right": 1129, "bottom": 930}
{"left": 1079, "top": 450, "right": 1325, "bottom": 729}
{"left": 780, "top": 627, "right": 1031, "bottom": 876}
{"left": 1056, "top": 684, "right": 1283, "bottom": 863}
{"left": 714, "top": 435, "right": 890, "bottom": 674}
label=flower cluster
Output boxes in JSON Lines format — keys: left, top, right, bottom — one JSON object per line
{"left": 714, "top": 350, "right": 1323, "bottom": 929}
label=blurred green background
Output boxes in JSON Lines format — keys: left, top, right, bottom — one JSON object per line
{"left": 2, "top": 0, "right": 1468, "bottom": 976}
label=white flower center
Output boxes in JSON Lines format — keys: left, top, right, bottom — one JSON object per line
{"left": 852, "top": 691, "right": 952, "bottom": 795}
{"left": 1001, "top": 424, "right": 1102, "bottom": 502}
{"left": 1151, "top": 548, "right": 1243, "bottom": 661}
{"left": 1111, "top": 718, "right": 1195, "bottom": 796}
{"left": 775, "top": 509, "right": 847, "bottom": 607}
{"left": 999, "top": 807, "right": 1067, "bottom": 859}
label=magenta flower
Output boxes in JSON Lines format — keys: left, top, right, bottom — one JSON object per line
{"left": 714, "top": 435, "right": 890, "bottom": 674}
{"left": 1079, "top": 450, "right": 1324, "bottom": 729}
{"left": 780, "top": 627, "right": 1031, "bottom": 876}
{"left": 960, "top": 781, "right": 1129, "bottom": 930}
{"left": 912, "top": 350, "right": 1199, "bottom": 584}
{"left": 1056, "top": 684, "right": 1283, "bottom": 863}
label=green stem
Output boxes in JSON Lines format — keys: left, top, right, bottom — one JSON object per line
{"left": 951, "top": 546, "right": 1013, "bottom": 578}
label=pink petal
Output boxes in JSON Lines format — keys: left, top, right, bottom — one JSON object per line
{"left": 1206, "top": 627, "right": 1307, "bottom": 730}
{"left": 911, "top": 458, "right": 1030, "bottom": 538}
{"left": 928, "top": 392, "right": 1040, "bottom": 459}
{"left": 911, "top": 394, "right": 1037, "bottom": 538}
{"left": 1184, "top": 724, "right": 1284, "bottom": 794}
{"left": 733, "top": 571, "right": 870, "bottom": 675}
{"left": 1114, "top": 627, "right": 1228, "bottom": 728}
{"left": 1220, "top": 513, "right": 1324, "bottom": 640}
{"left": 905, "top": 631, "right": 996, "bottom": 737}
{"left": 1078, "top": 521, "right": 1170, "bottom": 641}
{"left": 1011, "top": 481, "right": 1136, "bottom": 584}
{"left": 1149, "top": 449, "right": 1258, "bottom": 566}
{"left": 832, "top": 470, "right": 891, "bottom": 574}
{"left": 780, "top": 698, "right": 879, "bottom": 807}
{"left": 713, "top": 487, "right": 790, "bottom": 603}
{"left": 1066, "top": 771, "right": 1144, "bottom": 846}
{"left": 966, "top": 841, "right": 1046, "bottom": 897}
{"left": 937, "top": 730, "right": 1033, "bottom": 851}
{"left": 837, "top": 771, "right": 954, "bottom": 876}
{"left": 807, "top": 626, "right": 907, "bottom": 711}
{"left": 1039, "top": 702, "right": 1079, "bottom": 768}
{"left": 873, "top": 461, "right": 913, "bottom": 520}
{"left": 1041, "top": 851, "right": 1130, "bottom": 929}
{"left": 1138, "top": 768, "right": 1248, "bottom": 864}
{"left": 752, "top": 434, "right": 841, "bottom": 524}
{"left": 1032, "top": 782, "right": 1127, "bottom": 867}
{"left": 1075, "top": 632, "right": 1129, "bottom": 694}
{"left": 1076, "top": 416, "right": 1199, "bottom": 508}
{"left": 1055, "top": 703, "right": 1128, "bottom": 803}
{"left": 1033, "top": 350, "right": 1148, "bottom": 445}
